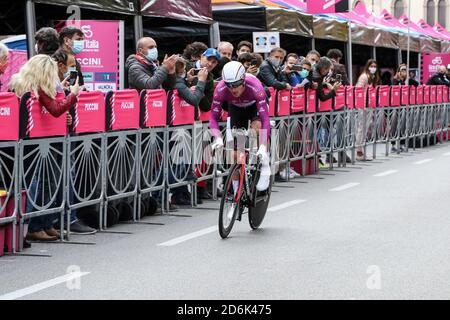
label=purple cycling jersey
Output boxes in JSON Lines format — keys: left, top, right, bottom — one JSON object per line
{"left": 210, "top": 74, "right": 270, "bottom": 144}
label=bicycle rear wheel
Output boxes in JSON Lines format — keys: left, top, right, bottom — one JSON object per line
{"left": 248, "top": 174, "right": 273, "bottom": 230}
{"left": 218, "top": 163, "right": 243, "bottom": 238}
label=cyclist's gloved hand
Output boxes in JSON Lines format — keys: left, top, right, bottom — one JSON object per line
{"left": 212, "top": 137, "right": 224, "bottom": 151}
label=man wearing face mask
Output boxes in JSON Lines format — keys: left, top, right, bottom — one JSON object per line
{"left": 426, "top": 65, "right": 450, "bottom": 87}
{"left": 258, "top": 47, "right": 291, "bottom": 91}
{"left": 0, "top": 42, "right": 9, "bottom": 91}
{"left": 126, "top": 37, "right": 177, "bottom": 91}
{"left": 59, "top": 26, "right": 85, "bottom": 86}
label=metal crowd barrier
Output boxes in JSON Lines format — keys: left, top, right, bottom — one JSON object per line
{"left": 1, "top": 83, "right": 450, "bottom": 256}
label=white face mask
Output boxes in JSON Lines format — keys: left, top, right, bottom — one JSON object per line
{"left": 35, "top": 44, "right": 39, "bottom": 54}
{"left": 369, "top": 67, "right": 377, "bottom": 75}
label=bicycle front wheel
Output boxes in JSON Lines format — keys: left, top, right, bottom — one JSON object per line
{"left": 218, "top": 163, "right": 243, "bottom": 239}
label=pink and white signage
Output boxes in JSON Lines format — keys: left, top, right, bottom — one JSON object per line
{"left": 306, "top": 0, "right": 349, "bottom": 14}
{"left": 63, "top": 20, "right": 122, "bottom": 92}
{"left": 421, "top": 53, "right": 450, "bottom": 84}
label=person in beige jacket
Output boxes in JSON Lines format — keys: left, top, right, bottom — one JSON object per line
{"left": 355, "top": 59, "right": 380, "bottom": 161}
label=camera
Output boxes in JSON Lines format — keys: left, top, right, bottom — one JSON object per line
{"left": 291, "top": 64, "right": 303, "bottom": 72}
{"left": 250, "top": 59, "right": 258, "bottom": 66}
{"left": 193, "top": 68, "right": 202, "bottom": 76}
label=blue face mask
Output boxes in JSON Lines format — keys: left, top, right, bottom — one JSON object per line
{"left": 72, "top": 40, "right": 84, "bottom": 54}
{"left": 300, "top": 69, "right": 309, "bottom": 78}
{"left": 146, "top": 48, "right": 158, "bottom": 61}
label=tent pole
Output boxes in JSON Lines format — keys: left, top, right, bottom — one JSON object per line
{"left": 372, "top": 46, "right": 376, "bottom": 60}
{"left": 311, "top": 37, "right": 315, "bottom": 51}
{"left": 347, "top": 1, "right": 353, "bottom": 85}
{"left": 26, "top": 0, "right": 36, "bottom": 59}
{"left": 134, "top": 14, "right": 143, "bottom": 42}
{"left": 406, "top": 0, "right": 411, "bottom": 85}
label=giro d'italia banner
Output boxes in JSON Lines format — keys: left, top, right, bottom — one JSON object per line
{"left": 421, "top": 53, "right": 450, "bottom": 84}
{"left": 306, "top": 0, "right": 349, "bottom": 14}
{"left": 59, "top": 20, "right": 124, "bottom": 92}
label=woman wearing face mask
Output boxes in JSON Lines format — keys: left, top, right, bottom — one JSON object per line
{"left": 355, "top": 59, "right": 381, "bottom": 161}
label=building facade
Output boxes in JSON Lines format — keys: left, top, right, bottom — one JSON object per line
{"left": 355, "top": 0, "right": 449, "bottom": 28}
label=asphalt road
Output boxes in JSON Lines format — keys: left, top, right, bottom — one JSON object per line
{"left": 1, "top": 142, "right": 450, "bottom": 300}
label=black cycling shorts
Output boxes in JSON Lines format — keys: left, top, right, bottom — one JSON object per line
{"left": 227, "top": 103, "right": 261, "bottom": 130}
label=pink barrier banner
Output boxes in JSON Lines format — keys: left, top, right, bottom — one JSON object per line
{"left": 199, "top": 110, "right": 211, "bottom": 122}
{"left": 409, "top": 86, "right": 417, "bottom": 105}
{"left": 291, "top": 87, "right": 306, "bottom": 113}
{"left": 401, "top": 85, "right": 409, "bottom": 106}
{"left": 417, "top": 85, "right": 424, "bottom": 105}
{"left": 0, "top": 50, "right": 27, "bottom": 92}
{"left": 108, "top": 89, "right": 140, "bottom": 130}
{"left": 306, "top": 0, "right": 349, "bottom": 14}
{"left": 276, "top": 89, "right": 291, "bottom": 116}
{"left": 307, "top": 89, "right": 317, "bottom": 113}
{"left": 437, "top": 85, "right": 443, "bottom": 103}
{"left": 26, "top": 92, "right": 68, "bottom": 138}
{"left": 367, "top": 87, "right": 377, "bottom": 108}
{"left": 378, "top": 86, "right": 390, "bottom": 107}
{"left": 354, "top": 87, "right": 365, "bottom": 109}
{"left": 421, "top": 53, "right": 450, "bottom": 84}
{"left": 345, "top": 86, "right": 354, "bottom": 109}
{"left": 444, "top": 86, "right": 449, "bottom": 103}
{"left": 318, "top": 89, "right": 332, "bottom": 112}
{"left": 74, "top": 91, "right": 106, "bottom": 134}
{"left": 424, "top": 86, "right": 431, "bottom": 104}
{"left": 390, "top": 86, "right": 401, "bottom": 106}
{"left": 62, "top": 21, "right": 120, "bottom": 93}
{"left": 0, "top": 92, "right": 20, "bottom": 141}
{"left": 143, "top": 89, "right": 167, "bottom": 127}
{"left": 170, "top": 91, "right": 195, "bottom": 126}
{"left": 268, "top": 87, "right": 276, "bottom": 117}
{"left": 334, "top": 87, "right": 345, "bottom": 110}
{"left": 430, "top": 86, "right": 437, "bottom": 104}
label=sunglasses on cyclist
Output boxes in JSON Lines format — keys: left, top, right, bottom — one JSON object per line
{"left": 225, "top": 79, "right": 245, "bottom": 89}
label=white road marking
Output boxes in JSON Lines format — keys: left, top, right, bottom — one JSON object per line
{"left": 414, "top": 159, "right": 433, "bottom": 165}
{"left": 443, "top": 152, "right": 450, "bottom": 157}
{"left": 329, "top": 182, "right": 360, "bottom": 192}
{"left": 0, "top": 272, "right": 90, "bottom": 300}
{"left": 158, "top": 226, "right": 218, "bottom": 247}
{"left": 374, "top": 170, "right": 398, "bottom": 177}
{"left": 267, "top": 200, "right": 307, "bottom": 212}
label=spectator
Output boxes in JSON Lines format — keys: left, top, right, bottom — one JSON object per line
{"left": 175, "top": 57, "right": 207, "bottom": 109}
{"left": 426, "top": 65, "right": 450, "bottom": 87}
{"left": 305, "top": 49, "right": 321, "bottom": 68}
{"left": 0, "top": 42, "right": 9, "bottom": 91}
{"left": 392, "top": 63, "right": 418, "bottom": 86}
{"left": 59, "top": 26, "right": 85, "bottom": 86}
{"left": 217, "top": 41, "right": 234, "bottom": 60}
{"left": 212, "top": 56, "right": 231, "bottom": 81}
{"left": 125, "top": 37, "right": 177, "bottom": 91}
{"left": 35, "top": 27, "right": 59, "bottom": 55}
{"left": 52, "top": 49, "right": 76, "bottom": 88}
{"left": 9, "top": 55, "right": 81, "bottom": 241}
{"left": 190, "top": 48, "right": 220, "bottom": 112}
{"left": 283, "top": 53, "right": 302, "bottom": 87}
{"left": 355, "top": 59, "right": 380, "bottom": 161}
{"left": 409, "top": 70, "right": 419, "bottom": 84}
{"left": 327, "top": 48, "right": 350, "bottom": 86}
{"left": 258, "top": 47, "right": 291, "bottom": 91}
{"left": 237, "top": 52, "right": 259, "bottom": 76}
{"left": 381, "top": 70, "right": 393, "bottom": 85}
{"left": 312, "top": 57, "right": 341, "bottom": 166}
{"left": 236, "top": 41, "right": 253, "bottom": 56}
{"left": 311, "top": 57, "right": 340, "bottom": 101}
{"left": 182, "top": 41, "right": 208, "bottom": 71}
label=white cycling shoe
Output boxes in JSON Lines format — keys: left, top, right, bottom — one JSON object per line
{"left": 256, "top": 162, "right": 271, "bottom": 191}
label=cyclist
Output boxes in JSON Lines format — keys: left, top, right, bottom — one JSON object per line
{"left": 210, "top": 61, "right": 271, "bottom": 192}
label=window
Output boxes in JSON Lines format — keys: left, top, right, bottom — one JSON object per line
{"left": 427, "top": 0, "right": 436, "bottom": 26}
{"left": 438, "top": 0, "right": 447, "bottom": 27}
{"left": 394, "top": 0, "right": 404, "bottom": 18}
